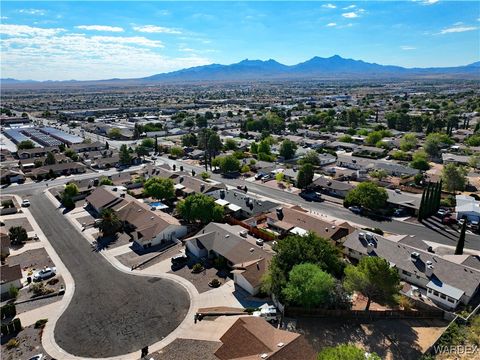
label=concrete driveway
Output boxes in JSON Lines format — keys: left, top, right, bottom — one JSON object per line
{"left": 28, "top": 192, "right": 190, "bottom": 358}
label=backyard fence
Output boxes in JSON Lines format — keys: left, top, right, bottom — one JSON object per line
{"left": 285, "top": 307, "right": 444, "bottom": 320}
{"left": 226, "top": 216, "right": 276, "bottom": 242}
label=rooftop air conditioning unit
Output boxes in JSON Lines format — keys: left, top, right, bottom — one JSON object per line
{"left": 358, "top": 232, "right": 365, "bottom": 240}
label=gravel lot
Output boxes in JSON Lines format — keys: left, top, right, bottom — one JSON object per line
{"left": 0, "top": 325, "right": 50, "bottom": 360}
{"left": 169, "top": 260, "right": 230, "bottom": 294}
{"left": 7, "top": 248, "right": 54, "bottom": 270}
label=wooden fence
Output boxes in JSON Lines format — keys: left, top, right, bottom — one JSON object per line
{"left": 226, "top": 216, "right": 276, "bottom": 242}
{"left": 285, "top": 307, "right": 444, "bottom": 320}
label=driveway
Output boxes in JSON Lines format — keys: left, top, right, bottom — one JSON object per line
{"left": 28, "top": 192, "right": 190, "bottom": 358}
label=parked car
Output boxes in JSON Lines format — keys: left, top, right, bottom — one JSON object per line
{"left": 299, "top": 191, "right": 322, "bottom": 202}
{"left": 348, "top": 206, "right": 363, "bottom": 214}
{"left": 254, "top": 172, "right": 265, "bottom": 180}
{"left": 393, "top": 208, "right": 408, "bottom": 217}
{"left": 33, "top": 267, "right": 56, "bottom": 281}
{"left": 442, "top": 216, "right": 457, "bottom": 225}
{"left": 256, "top": 239, "right": 264, "bottom": 246}
{"left": 261, "top": 174, "right": 271, "bottom": 182}
{"left": 28, "top": 355, "right": 44, "bottom": 360}
{"left": 436, "top": 209, "right": 450, "bottom": 218}
{"left": 171, "top": 254, "right": 189, "bottom": 265}
{"left": 21, "top": 199, "right": 31, "bottom": 207}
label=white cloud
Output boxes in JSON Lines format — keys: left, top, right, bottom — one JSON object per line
{"left": 18, "top": 9, "right": 47, "bottom": 16}
{"left": 76, "top": 25, "right": 124, "bottom": 32}
{"left": 342, "top": 12, "right": 358, "bottom": 18}
{"left": 133, "top": 25, "right": 181, "bottom": 34}
{"left": 1, "top": 27, "right": 210, "bottom": 81}
{"left": 440, "top": 25, "right": 478, "bottom": 34}
{"left": 1, "top": 16, "right": 8, "bottom": 20}
{"left": 421, "top": 0, "right": 439, "bottom": 5}
{"left": 322, "top": 3, "right": 336, "bottom": 9}
{"left": 326, "top": 22, "right": 337, "bottom": 27}
{"left": 0, "top": 24, "right": 65, "bottom": 37}
{"left": 401, "top": 45, "right": 416, "bottom": 50}
{"left": 343, "top": 5, "right": 356, "bottom": 10}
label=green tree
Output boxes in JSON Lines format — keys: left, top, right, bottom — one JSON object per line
{"left": 275, "top": 172, "right": 284, "bottom": 183}
{"left": 61, "top": 183, "right": 79, "bottom": 209}
{"left": 181, "top": 133, "right": 197, "bottom": 147}
{"left": 262, "top": 232, "right": 344, "bottom": 301}
{"left": 140, "top": 138, "right": 155, "bottom": 148}
{"left": 207, "top": 133, "right": 223, "bottom": 160}
{"left": 135, "top": 145, "right": 149, "bottom": 158}
{"left": 217, "top": 155, "right": 240, "bottom": 173}
{"left": 298, "top": 150, "right": 320, "bottom": 166}
{"left": 195, "top": 115, "right": 207, "bottom": 128}
{"left": 200, "top": 171, "right": 210, "bottom": 180}
{"left": 282, "top": 263, "right": 335, "bottom": 309}
{"left": 279, "top": 139, "right": 298, "bottom": 160}
{"left": 410, "top": 150, "right": 430, "bottom": 170}
{"left": 44, "top": 152, "right": 56, "bottom": 165}
{"left": 8, "top": 226, "right": 28, "bottom": 245}
{"left": 465, "top": 133, "right": 480, "bottom": 147}
{"left": 442, "top": 163, "right": 468, "bottom": 193}
{"left": 143, "top": 177, "right": 175, "bottom": 200}
{"left": 224, "top": 138, "right": 238, "bottom": 151}
{"left": 119, "top": 144, "right": 132, "bottom": 166}
{"left": 344, "top": 182, "right": 388, "bottom": 211}
{"left": 369, "top": 169, "right": 388, "bottom": 181}
{"left": 296, "top": 163, "right": 315, "bottom": 189}
{"left": 98, "top": 208, "right": 122, "bottom": 237}
{"left": 176, "top": 193, "right": 224, "bottom": 224}
{"left": 250, "top": 142, "right": 258, "bottom": 154}
{"left": 344, "top": 256, "right": 401, "bottom": 310}
{"left": 318, "top": 344, "right": 381, "bottom": 360}
{"left": 64, "top": 148, "right": 79, "bottom": 161}
{"left": 169, "top": 146, "right": 184, "bottom": 158}
{"left": 469, "top": 154, "right": 480, "bottom": 169}
{"left": 99, "top": 177, "right": 113, "bottom": 186}
{"left": 400, "top": 133, "right": 418, "bottom": 151}
{"left": 108, "top": 128, "right": 122, "bottom": 139}
{"left": 240, "top": 164, "right": 250, "bottom": 173}
{"left": 17, "top": 140, "right": 35, "bottom": 150}
{"left": 424, "top": 133, "right": 453, "bottom": 158}
{"left": 455, "top": 218, "right": 467, "bottom": 255}
{"left": 365, "top": 131, "right": 383, "bottom": 146}
{"left": 338, "top": 135, "right": 353, "bottom": 143}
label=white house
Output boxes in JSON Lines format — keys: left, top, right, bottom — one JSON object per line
{"left": 456, "top": 195, "right": 480, "bottom": 222}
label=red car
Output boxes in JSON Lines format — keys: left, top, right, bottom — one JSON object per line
{"left": 442, "top": 216, "right": 457, "bottom": 225}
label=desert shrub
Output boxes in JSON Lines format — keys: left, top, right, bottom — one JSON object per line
{"left": 6, "top": 338, "right": 19, "bottom": 349}
{"left": 192, "top": 263, "right": 204, "bottom": 273}
{"left": 209, "top": 279, "right": 221, "bottom": 288}
{"left": 34, "top": 319, "right": 48, "bottom": 329}
{"left": 47, "top": 278, "right": 59, "bottom": 286}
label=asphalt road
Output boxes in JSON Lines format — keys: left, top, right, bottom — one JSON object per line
{"left": 156, "top": 156, "right": 480, "bottom": 251}
{"left": 27, "top": 191, "right": 190, "bottom": 358}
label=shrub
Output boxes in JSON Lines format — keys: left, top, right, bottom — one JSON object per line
{"left": 192, "top": 263, "right": 204, "bottom": 273}
{"left": 47, "top": 278, "right": 59, "bottom": 285}
{"left": 244, "top": 307, "right": 260, "bottom": 314}
{"left": 397, "top": 295, "right": 413, "bottom": 310}
{"left": 30, "top": 283, "right": 54, "bottom": 297}
{"left": 6, "top": 338, "right": 19, "bottom": 349}
{"left": 34, "top": 319, "right": 48, "bottom": 329}
{"left": 1, "top": 303, "right": 16, "bottom": 318}
{"left": 200, "top": 172, "right": 210, "bottom": 180}
{"left": 1, "top": 199, "right": 14, "bottom": 208}
{"left": 209, "top": 279, "right": 221, "bottom": 288}
{"left": 8, "top": 285, "right": 19, "bottom": 299}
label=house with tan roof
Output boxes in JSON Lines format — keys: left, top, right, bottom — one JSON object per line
{"left": 185, "top": 222, "right": 273, "bottom": 295}
{"left": 1, "top": 264, "right": 22, "bottom": 295}
{"left": 214, "top": 317, "right": 316, "bottom": 360}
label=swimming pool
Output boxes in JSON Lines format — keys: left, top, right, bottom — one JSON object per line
{"left": 149, "top": 201, "right": 169, "bottom": 210}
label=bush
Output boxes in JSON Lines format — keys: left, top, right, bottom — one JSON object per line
{"left": 8, "top": 285, "right": 19, "bottom": 299}
{"left": 440, "top": 195, "right": 456, "bottom": 208}
{"left": 1, "top": 303, "right": 16, "bottom": 318}
{"left": 397, "top": 295, "right": 413, "bottom": 310}
{"left": 30, "top": 283, "right": 54, "bottom": 297}
{"left": 6, "top": 338, "right": 19, "bottom": 349}
{"left": 34, "top": 319, "right": 48, "bottom": 329}
{"left": 200, "top": 172, "right": 210, "bottom": 181}
{"left": 209, "top": 279, "right": 221, "bottom": 288}
{"left": 1, "top": 199, "right": 14, "bottom": 208}
{"left": 244, "top": 307, "right": 260, "bottom": 314}
{"left": 47, "top": 278, "right": 59, "bottom": 285}
{"left": 192, "top": 263, "right": 204, "bottom": 273}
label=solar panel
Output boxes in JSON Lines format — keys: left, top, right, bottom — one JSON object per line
{"left": 41, "top": 127, "right": 83, "bottom": 144}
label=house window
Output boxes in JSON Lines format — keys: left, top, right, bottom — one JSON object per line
{"left": 402, "top": 270, "right": 410, "bottom": 276}
{"left": 440, "top": 294, "right": 446, "bottom": 299}
{"left": 447, "top": 298, "right": 455, "bottom": 303}
{"left": 433, "top": 291, "right": 439, "bottom": 296}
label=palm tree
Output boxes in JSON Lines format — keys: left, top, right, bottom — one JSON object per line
{"left": 98, "top": 208, "right": 121, "bottom": 237}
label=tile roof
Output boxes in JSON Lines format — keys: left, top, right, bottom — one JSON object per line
{"left": 206, "top": 190, "right": 279, "bottom": 217}
{"left": 215, "top": 317, "right": 316, "bottom": 360}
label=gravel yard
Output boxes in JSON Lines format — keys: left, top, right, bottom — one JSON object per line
{"left": 2, "top": 216, "right": 33, "bottom": 232}
{"left": 6, "top": 248, "right": 54, "bottom": 271}
{"left": 168, "top": 260, "right": 230, "bottom": 294}
{"left": 150, "top": 338, "right": 221, "bottom": 360}
{"left": 0, "top": 325, "right": 50, "bottom": 360}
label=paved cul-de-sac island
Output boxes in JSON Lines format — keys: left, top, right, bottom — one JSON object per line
{"left": 29, "top": 192, "right": 190, "bottom": 358}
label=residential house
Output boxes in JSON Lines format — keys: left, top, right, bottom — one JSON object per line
{"left": 85, "top": 186, "right": 128, "bottom": 214}
{"left": 206, "top": 189, "right": 279, "bottom": 220}
{"left": 253, "top": 206, "right": 354, "bottom": 242}
{"left": 0, "top": 169, "right": 25, "bottom": 184}
{"left": 1, "top": 228, "right": 10, "bottom": 259}
{"left": 442, "top": 153, "right": 471, "bottom": 166}
{"left": 69, "top": 141, "right": 105, "bottom": 153}
{"left": 214, "top": 317, "right": 316, "bottom": 360}
{"left": 343, "top": 230, "right": 480, "bottom": 309}
{"left": 309, "top": 176, "right": 354, "bottom": 198}
{"left": 0, "top": 264, "right": 22, "bottom": 295}
{"left": 174, "top": 175, "right": 226, "bottom": 197}
{"left": 116, "top": 200, "right": 187, "bottom": 248}
{"left": 17, "top": 146, "right": 59, "bottom": 159}
{"left": 185, "top": 222, "right": 272, "bottom": 295}
{"left": 386, "top": 189, "right": 422, "bottom": 216}
{"left": 30, "top": 162, "right": 86, "bottom": 179}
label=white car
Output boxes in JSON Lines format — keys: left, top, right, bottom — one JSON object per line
{"left": 33, "top": 267, "right": 56, "bottom": 281}
{"left": 21, "top": 199, "right": 31, "bottom": 207}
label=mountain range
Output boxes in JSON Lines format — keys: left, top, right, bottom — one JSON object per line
{"left": 2, "top": 55, "right": 479, "bottom": 87}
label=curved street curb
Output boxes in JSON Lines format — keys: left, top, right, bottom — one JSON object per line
{"left": 41, "top": 189, "right": 200, "bottom": 360}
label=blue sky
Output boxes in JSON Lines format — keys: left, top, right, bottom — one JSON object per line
{"left": 1, "top": 1, "right": 479, "bottom": 80}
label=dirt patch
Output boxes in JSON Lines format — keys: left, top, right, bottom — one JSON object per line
{"left": 115, "top": 241, "right": 177, "bottom": 269}
{"left": 6, "top": 248, "right": 54, "bottom": 271}
{"left": 284, "top": 316, "right": 448, "bottom": 360}
{"left": 0, "top": 325, "right": 50, "bottom": 360}
{"left": 2, "top": 217, "right": 33, "bottom": 232}
{"left": 169, "top": 260, "right": 230, "bottom": 294}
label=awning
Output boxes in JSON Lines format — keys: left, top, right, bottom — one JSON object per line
{"left": 215, "top": 199, "right": 230, "bottom": 207}
{"left": 228, "top": 204, "right": 242, "bottom": 212}
{"left": 174, "top": 184, "right": 185, "bottom": 190}
{"left": 290, "top": 227, "right": 308, "bottom": 236}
